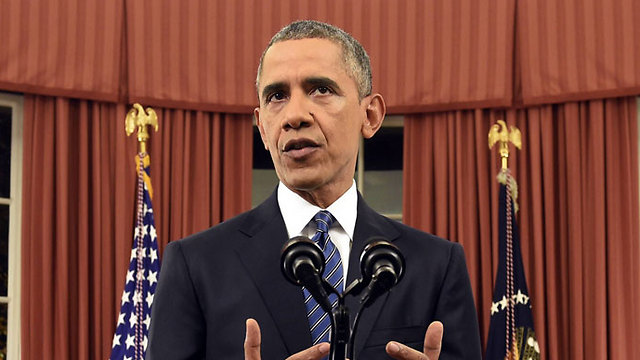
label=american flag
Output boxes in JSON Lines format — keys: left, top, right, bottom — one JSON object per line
{"left": 110, "top": 154, "right": 161, "bottom": 360}
{"left": 485, "top": 169, "right": 539, "bottom": 360}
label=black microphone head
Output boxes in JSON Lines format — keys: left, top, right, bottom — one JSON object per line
{"left": 360, "top": 237, "right": 405, "bottom": 288}
{"left": 281, "top": 236, "right": 325, "bottom": 285}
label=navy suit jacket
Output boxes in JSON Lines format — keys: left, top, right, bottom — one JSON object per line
{"left": 147, "top": 192, "right": 482, "bottom": 359}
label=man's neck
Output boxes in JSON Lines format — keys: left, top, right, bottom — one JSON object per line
{"left": 287, "top": 181, "right": 353, "bottom": 209}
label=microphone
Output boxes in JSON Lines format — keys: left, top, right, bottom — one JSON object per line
{"left": 346, "top": 238, "right": 407, "bottom": 360}
{"left": 281, "top": 236, "right": 333, "bottom": 313}
{"left": 358, "top": 238, "right": 405, "bottom": 308}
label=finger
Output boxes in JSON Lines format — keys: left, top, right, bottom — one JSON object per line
{"left": 385, "top": 341, "right": 427, "bottom": 360}
{"left": 286, "top": 342, "right": 330, "bottom": 360}
{"left": 423, "top": 321, "right": 443, "bottom": 359}
{"left": 244, "top": 318, "right": 262, "bottom": 360}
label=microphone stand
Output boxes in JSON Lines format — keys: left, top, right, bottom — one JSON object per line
{"left": 327, "top": 273, "right": 398, "bottom": 360}
{"left": 326, "top": 278, "right": 368, "bottom": 360}
{"left": 329, "top": 294, "right": 349, "bottom": 360}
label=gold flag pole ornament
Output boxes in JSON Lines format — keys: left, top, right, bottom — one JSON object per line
{"left": 488, "top": 120, "right": 521, "bottom": 212}
{"left": 125, "top": 103, "right": 158, "bottom": 154}
{"left": 488, "top": 120, "right": 521, "bottom": 170}
{"left": 125, "top": 103, "right": 158, "bottom": 198}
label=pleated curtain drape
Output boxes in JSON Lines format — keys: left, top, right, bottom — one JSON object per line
{"left": 404, "top": 97, "right": 640, "bottom": 358}
{"left": 21, "top": 95, "right": 252, "bottom": 359}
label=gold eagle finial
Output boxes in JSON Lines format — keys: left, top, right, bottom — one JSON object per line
{"left": 488, "top": 120, "right": 521, "bottom": 169}
{"left": 125, "top": 103, "right": 158, "bottom": 153}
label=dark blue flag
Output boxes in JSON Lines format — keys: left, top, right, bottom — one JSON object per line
{"left": 110, "top": 154, "right": 161, "bottom": 360}
{"left": 485, "top": 170, "right": 540, "bottom": 360}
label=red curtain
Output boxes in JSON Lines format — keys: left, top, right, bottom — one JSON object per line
{"left": 149, "top": 108, "right": 253, "bottom": 253}
{"left": 517, "top": 0, "right": 640, "bottom": 104}
{"left": 0, "top": 0, "right": 518, "bottom": 112}
{"left": 3, "top": 0, "right": 640, "bottom": 109}
{"left": 0, "top": 0, "right": 125, "bottom": 101}
{"left": 403, "top": 97, "right": 640, "bottom": 359}
{"left": 124, "top": 0, "right": 516, "bottom": 113}
{"left": 21, "top": 95, "right": 252, "bottom": 359}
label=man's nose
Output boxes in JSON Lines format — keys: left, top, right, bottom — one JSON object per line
{"left": 282, "top": 92, "right": 313, "bottom": 130}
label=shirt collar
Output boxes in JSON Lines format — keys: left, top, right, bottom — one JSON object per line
{"left": 277, "top": 180, "right": 358, "bottom": 239}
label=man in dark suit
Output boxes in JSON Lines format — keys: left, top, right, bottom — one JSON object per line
{"left": 147, "top": 20, "right": 482, "bottom": 359}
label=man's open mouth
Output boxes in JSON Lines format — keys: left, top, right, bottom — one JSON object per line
{"left": 283, "top": 139, "right": 319, "bottom": 152}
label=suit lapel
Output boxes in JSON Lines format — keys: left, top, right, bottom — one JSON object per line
{"left": 346, "top": 194, "right": 400, "bottom": 356}
{"left": 235, "top": 192, "right": 312, "bottom": 354}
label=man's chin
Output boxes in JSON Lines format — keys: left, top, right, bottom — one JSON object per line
{"left": 282, "top": 177, "right": 322, "bottom": 193}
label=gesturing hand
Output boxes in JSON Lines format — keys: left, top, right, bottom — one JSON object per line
{"left": 385, "top": 321, "right": 444, "bottom": 360}
{"left": 244, "top": 318, "right": 330, "bottom": 360}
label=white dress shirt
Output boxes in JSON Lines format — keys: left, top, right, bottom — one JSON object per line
{"left": 277, "top": 180, "right": 358, "bottom": 287}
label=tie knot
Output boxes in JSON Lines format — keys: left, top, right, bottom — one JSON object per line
{"left": 313, "top": 210, "right": 334, "bottom": 232}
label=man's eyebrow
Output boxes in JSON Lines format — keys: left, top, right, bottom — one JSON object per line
{"left": 261, "top": 82, "right": 288, "bottom": 101}
{"left": 305, "top": 77, "right": 341, "bottom": 92}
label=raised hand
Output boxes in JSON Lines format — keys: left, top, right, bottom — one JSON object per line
{"left": 244, "top": 318, "right": 330, "bottom": 360}
{"left": 385, "top": 321, "right": 444, "bottom": 360}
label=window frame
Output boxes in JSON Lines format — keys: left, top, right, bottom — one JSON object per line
{"left": 0, "top": 92, "right": 23, "bottom": 360}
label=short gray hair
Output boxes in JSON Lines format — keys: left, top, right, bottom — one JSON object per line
{"left": 256, "top": 20, "right": 372, "bottom": 100}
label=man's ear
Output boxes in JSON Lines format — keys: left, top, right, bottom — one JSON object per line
{"left": 254, "top": 107, "right": 269, "bottom": 150}
{"left": 361, "top": 93, "right": 386, "bottom": 139}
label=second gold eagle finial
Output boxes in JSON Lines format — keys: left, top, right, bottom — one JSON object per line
{"left": 125, "top": 103, "right": 158, "bottom": 153}
{"left": 488, "top": 120, "right": 521, "bottom": 169}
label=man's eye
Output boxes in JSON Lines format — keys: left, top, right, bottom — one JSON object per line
{"left": 312, "top": 86, "right": 332, "bottom": 95}
{"left": 266, "top": 92, "right": 286, "bottom": 103}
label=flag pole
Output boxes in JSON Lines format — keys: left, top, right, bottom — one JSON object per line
{"left": 489, "top": 120, "right": 522, "bottom": 360}
{"left": 110, "top": 104, "right": 161, "bottom": 360}
{"left": 486, "top": 120, "right": 540, "bottom": 360}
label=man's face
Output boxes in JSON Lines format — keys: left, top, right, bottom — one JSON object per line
{"left": 255, "top": 38, "right": 380, "bottom": 204}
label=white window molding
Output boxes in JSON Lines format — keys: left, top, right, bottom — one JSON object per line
{"left": 0, "top": 92, "right": 23, "bottom": 360}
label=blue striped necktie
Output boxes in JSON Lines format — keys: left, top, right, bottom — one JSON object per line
{"left": 304, "top": 210, "right": 343, "bottom": 347}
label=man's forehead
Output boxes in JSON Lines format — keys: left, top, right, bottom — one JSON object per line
{"left": 259, "top": 38, "right": 350, "bottom": 87}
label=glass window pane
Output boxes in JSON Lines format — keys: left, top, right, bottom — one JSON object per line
{"left": 252, "top": 127, "right": 279, "bottom": 207}
{"left": 363, "top": 170, "right": 403, "bottom": 215}
{"left": 0, "top": 205, "right": 7, "bottom": 297}
{"left": 252, "top": 169, "right": 279, "bottom": 207}
{"left": 363, "top": 126, "right": 403, "bottom": 215}
{"left": 253, "top": 127, "right": 273, "bottom": 170}
{"left": 0, "top": 106, "right": 11, "bottom": 198}
{"left": 363, "top": 126, "right": 403, "bottom": 171}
